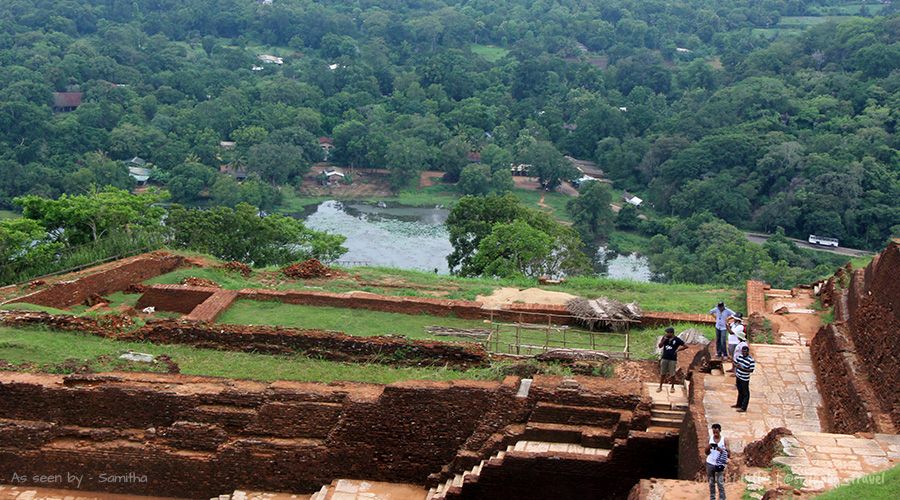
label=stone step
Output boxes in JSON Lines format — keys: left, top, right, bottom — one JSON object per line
{"left": 650, "top": 417, "right": 683, "bottom": 428}
{"left": 646, "top": 425, "right": 680, "bottom": 434}
{"left": 511, "top": 440, "right": 611, "bottom": 456}
{"left": 652, "top": 402, "right": 688, "bottom": 411}
{"left": 311, "top": 484, "right": 329, "bottom": 500}
{"left": 651, "top": 408, "right": 686, "bottom": 419}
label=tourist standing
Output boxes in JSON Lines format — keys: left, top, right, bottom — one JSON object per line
{"left": 657, "top": 327, "right": 687, "bottom": 393}
{"left": 709, "top": 302, "right": 735, "bottom": 359}
{"left": 705, "top": 423, "right": 729, "bottom": 500}
{"left": 733, "top": 345, "right": 756, "bottom": 412}
{"left": 727, "top": 315, "right": 744, "bottom": 359}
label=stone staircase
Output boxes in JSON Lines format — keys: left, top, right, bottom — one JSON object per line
{"left": 648, "top": 403, "right": 687, "bottom": 432}
{"left": 425, "top": 440, "right": 611, "bottom": 500}
{"left": 424, "top": 399, "right": 632, "bottom": 500}
{"left": 643, "top": 382, "right": 689, "bottom": 433}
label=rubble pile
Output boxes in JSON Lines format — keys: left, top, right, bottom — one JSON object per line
{"left": 180, "top": 277, "right": 221, "bottom": 288}
{"left": 216, "top": 261, "right": 252, "bottom": 277}
{"left": 282, "top": 259, "right": 335, "bottom": 279}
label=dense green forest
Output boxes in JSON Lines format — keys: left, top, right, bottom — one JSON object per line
{"left": 0, "top": 0, "right": 897, "bottom": 285}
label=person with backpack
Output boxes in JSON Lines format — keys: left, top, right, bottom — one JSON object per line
{"left": 705, "top": 423, "right": 729, "bottom": 500}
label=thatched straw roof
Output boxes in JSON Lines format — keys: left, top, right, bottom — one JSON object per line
{"left": 566, "top": 297, "right": 642, "bottom": 330}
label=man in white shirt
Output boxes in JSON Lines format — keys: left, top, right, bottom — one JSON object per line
{"left": 709, "top": 302, "right": 735, "bottom": 359}
{"left": 705, "top": 423, "right": 728, "bottom": 500}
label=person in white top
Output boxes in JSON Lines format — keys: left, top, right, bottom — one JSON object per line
{"left": 727, "top": 315, "right": 745, "bottom": 359}
{"left": 705, "top": 423, "right": 728, "bottom": 500}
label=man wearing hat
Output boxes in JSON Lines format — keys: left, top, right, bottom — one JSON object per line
{"left": 709, "top": 302, "right": 735, "bottom": 359}
{"left": 727, "top": 314, "right": 745, "bottom": 360}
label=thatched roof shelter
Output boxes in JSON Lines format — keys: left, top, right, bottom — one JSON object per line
{"left": 566, "top": 297, "right": 642, "bottom": 331}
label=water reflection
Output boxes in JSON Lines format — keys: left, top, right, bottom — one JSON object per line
{"left": 303, "top": 200, "right": 452, "bottom": 273}
{"left": 594, "top": 246, "right": 654, "bottom": 282}
{"left": 299, "top": 200, "right": 654, "bottom": 282}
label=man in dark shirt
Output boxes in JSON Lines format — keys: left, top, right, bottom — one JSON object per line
{"left": 658, "top": 327, "right": 687, "bottom": 393}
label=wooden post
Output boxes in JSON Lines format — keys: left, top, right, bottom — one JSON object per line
{"left": 516, "top": 325, "right": 521, "bottom": 355}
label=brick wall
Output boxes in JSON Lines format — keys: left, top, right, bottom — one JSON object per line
{"left": 443, "top": 432, "right": 678, "bottom": 500}
{"left": 745, "top": 280, "right": 767, "bottom": 317}
{"left": 819, "top": 241, "right": 900, "bottom": 430}
{"left": 133, "top": 320, "right": 489, "bottom": 368}
{"left": 10, "top": 253, "right": 184, "bottom": 308}
{"left": 678, "top": 371, "right": 709, "bottom": 481}
{"left": 136, "top": 284, "right": 215, "bottom": 314}
{"left": 0, "top": 372, "right": 658, "bottom": 498}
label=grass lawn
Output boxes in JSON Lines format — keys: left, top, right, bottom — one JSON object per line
{"left": 608, "top": 230, "right": 652, "bottom": 255}
{"left": 146, "top": 261, "right": 742, "bottom": 313}
{"left": 217, "top": 300, "right": 711, "bottom": 360}
{"left": 849, "top": 254, "right": 874, "bottom": 270}
{"left": 0, "top": 326, "right": 523, "bottom": 383}
{"left": 217, "top": 300, "right": 491, "bottom": 340}
{"left": 275, "top": 189, "right": 330, "bottom": 213}
{"left": 512, "top": 188, "right": 573, "bottom": 222}
{"left": 470, "top": 44, "right": 509, "bottom": 62}
{"left": 393, "top": 184, "right": 460, "bottom": 207}
{"left": 814, "top": 464, "right": 899, "bottom": 500}
{"left": 0, "top": 210, "right": 19, "bottom": 220}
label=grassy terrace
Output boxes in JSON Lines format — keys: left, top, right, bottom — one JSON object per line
{"left": 216, "top": 300, "right": 715, "bottom": 360}
{"left": 146, "top": 263, "right": 742, "bottom": 313}
{"left": 0, "top": 326, "right": 551, "bottom": 383}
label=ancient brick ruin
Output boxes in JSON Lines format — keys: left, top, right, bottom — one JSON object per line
{"left": 0, "top": 373, "right": 677, "bottom": 499}
{"left": 811, "top": 240, "right": 899, "bottom": 433}
{"left": 1, "top": 244, "right": 897, "bottom": 499}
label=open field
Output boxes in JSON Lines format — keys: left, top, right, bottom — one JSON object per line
{"left": 218, "top": 300, "right": 489, "bottom": 340}
{"left": 470, "top": 44, "right": 509, "bottom": 62}
{"left": 0, "top": 326, "right": 538, "bottom": 383}
{"left": 512, "top": 188, "right": 574, "bottom": 222}
{"left": 145, "top": 262, "right": 742, "bottom": 312}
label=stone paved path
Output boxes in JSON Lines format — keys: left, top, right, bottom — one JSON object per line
{"left": 703, "top": 344, "right": 822, "bottom": 452}
{"left": 773, "top": 432, "right": 900, "bottom": 491}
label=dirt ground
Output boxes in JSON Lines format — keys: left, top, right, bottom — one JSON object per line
{"left": 300, "top": 165, "right": 393, "bottom": 197}
{"left": 476, "top": 287, "right": 578, "bottom": 309}
{"left": 765, "top": 290, "right": 822, "bottom": 342}
{"left": 419, "top": 170, "right": 444, "bottom": 187}
{"left": 638, "top": 478, "right": 747, "bottom": 500}
{"left": 512, "top": 176, "right": 542, "bottom": 190}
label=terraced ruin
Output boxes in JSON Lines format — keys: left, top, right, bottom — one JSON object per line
{"left": 1, "top": 242, "right": 898, "bottom": 499}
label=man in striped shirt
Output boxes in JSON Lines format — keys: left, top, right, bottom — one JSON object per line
{"left": 733, "top": 345, "right": 756, "bottom": 413}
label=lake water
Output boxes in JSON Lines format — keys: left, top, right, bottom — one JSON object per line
{"left": 301, "top": 200, "right": 652, "bottom": 281}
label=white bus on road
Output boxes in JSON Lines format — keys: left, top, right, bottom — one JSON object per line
{"left": 808, "top": 235, "right": 839, "bottom": 247}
